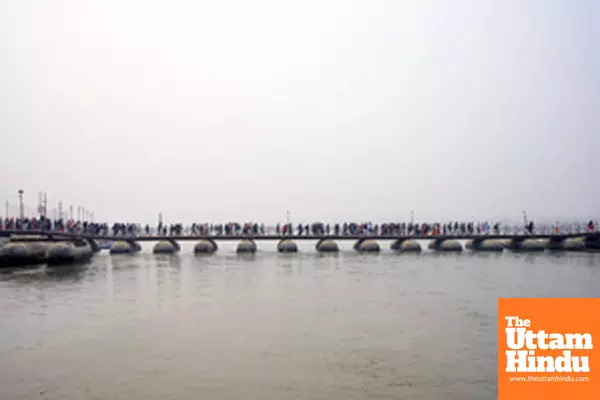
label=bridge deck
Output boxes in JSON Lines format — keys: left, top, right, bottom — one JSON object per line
{"left": 3, "top": 231, "right": 596, "bottom": 242}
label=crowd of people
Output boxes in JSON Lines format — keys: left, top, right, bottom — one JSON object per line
{"left": 0, "top": 217, "right": 597, "bottom": 237}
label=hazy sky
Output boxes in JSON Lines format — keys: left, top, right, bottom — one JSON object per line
{"left": 1, "top": 0, "right": 598, "bottom": 224}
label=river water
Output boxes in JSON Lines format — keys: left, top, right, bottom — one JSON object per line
{"left": 1, "top": 240, "right": 598, "bottom": 400}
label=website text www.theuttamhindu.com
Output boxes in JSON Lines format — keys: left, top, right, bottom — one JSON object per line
{"left": 508, "top": 376, "right": 590, "bottom": 383}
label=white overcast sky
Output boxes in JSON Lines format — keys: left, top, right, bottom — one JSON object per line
{"left": 1, "top": 0, "right": 598, "bottom": 224}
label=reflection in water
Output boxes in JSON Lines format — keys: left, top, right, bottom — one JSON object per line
{"left": 236, "top": 253, "right": 257, "bottom": 262}
{"left": 391, "top": 251, "right": 423, "bottom": 259}
{"left": 0, "top": 264, "right": 88, "bottom": 283}
{"left": 110, "top": 254, "right": 142, "bottom": 270}
{"left": 153, "top": 254, "right": 182, "bottom": 269}
{"left": 465, "top": 251, "right": 504, "bottom": 261}
{"left": 0, "top": 265, "right": 45, "bottom": 279}
{"left": 522, "top": 253, "right": 541, "bottom": 264}
{"left": 44, "top": 265, "right": 88, "bottom": 281}
{"left": 324, "top": 252, "right": 344, "bottom": 261}
{"left": 0, "top": 251, "right": 598, "bottom": 400}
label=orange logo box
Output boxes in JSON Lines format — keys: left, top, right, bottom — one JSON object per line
{"left": 498, "top": 298, "right": 600, "bottom": 400}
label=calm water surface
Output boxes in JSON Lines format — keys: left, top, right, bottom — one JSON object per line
{"left": 1, "top": 241, "right": 599, "bottom": 400}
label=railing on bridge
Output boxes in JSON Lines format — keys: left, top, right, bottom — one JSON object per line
{"left": 1, "top": 228, "right": 599, "bottom": 241}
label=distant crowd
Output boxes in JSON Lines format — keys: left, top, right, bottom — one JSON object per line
{"left": 0, "top": 217, "right": 597, "bottom": 237}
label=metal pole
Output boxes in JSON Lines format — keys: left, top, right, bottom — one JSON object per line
{"left": 5, "top": 201, "right": 8, "bottom": 219}
{"left": 69, "top": 205, "right": 73, "bottom": 220}
{"left": 410, "top": 210, "right": 414, "bottom": 225}
{"left": 18, "top": 189, "right": 24, "bottom": 220}
{"left": 58, "top": 201, "right": 63, "bottom": 220}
